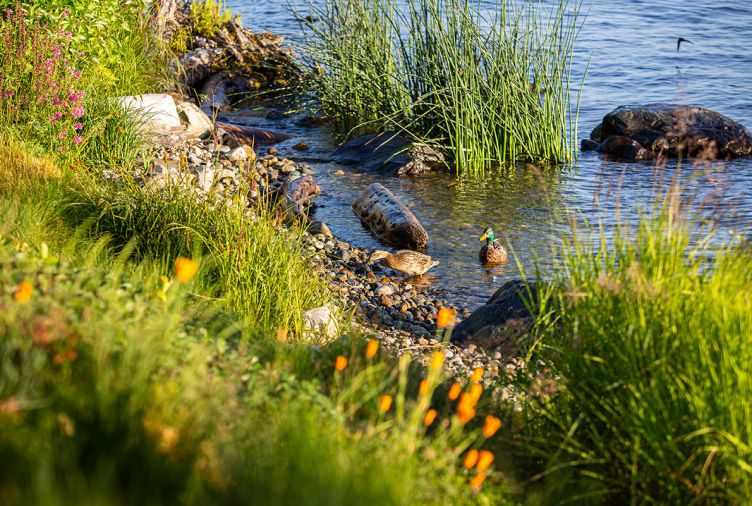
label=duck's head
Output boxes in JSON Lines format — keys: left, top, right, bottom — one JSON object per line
{"left": 368, "top": 250, "right": 390, "bottom": 263}
{"left": 479, "top": 227, "right": 495, "bottom": 244}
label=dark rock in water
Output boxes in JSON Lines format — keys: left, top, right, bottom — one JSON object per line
{"left": 178, "top": 47, "right": 224, "bottom": 91}
{"left": 352, "top": 183, "right": 429, "bottom": 250}
{"left": 451, "top": 280, "right": 539, "bottom": 355}
{"left": 584, "top": 104, "right": 752, "bottom": 161}
{"left": 332, "top": 132, "right": 445, "bottom": 176}
{"left": 215, "top": 122, "right": 293, "bottom": 146}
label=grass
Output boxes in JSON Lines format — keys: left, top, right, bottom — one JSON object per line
{"left": 0, "top": 129, "right": 505, "bottom": 506}
{"left": 513, "top": 189, "right": 752, "bottom": 503}
{"left": 304, "top": 0, "right": 584, "bottom": 174}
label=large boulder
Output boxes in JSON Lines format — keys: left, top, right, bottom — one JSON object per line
{"left": 451, "top": 280, "right": 539, "bottom": 355}
{"left": 332, "top": 132, "right": 445, "bottom": 176}
{"left": 352, "top": 183, "right": 429, "bottom": 250}
{"left": 582, "top": 104, "right": 752, "bottom": 161}
{"left": 118, "top": 94, "right": 182, "bottom": 133}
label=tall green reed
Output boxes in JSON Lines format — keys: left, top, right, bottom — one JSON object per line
{"left": 304, "top": 0, "right": 583, "bottom": 174}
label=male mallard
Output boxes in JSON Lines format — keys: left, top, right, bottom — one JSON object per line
{"left": 369, "top": 250, "right": 439, "bottom": 276}
{"left": 479, "top": 227, "right": 508, "bottom": 264}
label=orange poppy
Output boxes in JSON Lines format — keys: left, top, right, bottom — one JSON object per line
{"left": 463, "top": 449, "right": 479, "bottom": 469}
{"left": 379, "top": 395, "right": 393, "bottom": 413}
{"left": 470, "top": 367, "right": 484, "bottom": 383}
{"left": 447, "top": 383, "right": 462, "bottom": 401}
{"left": 423, "top": 409, "right": 437, "bottom": 426}
{"left": 365, "top": 339, "right": 379, "bottom": 359}
{"left": 482, "top": 416, "right": 502, "bottom": 438}
{"left": 174, "top": 256, "right": 199, "bottom": 283}
{"left": 14, "top": 281, "right": 33, "bottom": 304}
{"left": 419, "top": 380, "right": 429, "bottom": 397}
{"left": 436, "top": 307, "right": 458, "bottom": 328}
{"left": 430, "top": 350, "right": 445, "bottom": 370}
{"left": 334, "top": 355, "right": 348, "bottom": 371}
{"left": 470, "top": 471, "right": 487, "bottom": 490}
{"left": 476, "top": 450, "right": 494, "bottom": 471}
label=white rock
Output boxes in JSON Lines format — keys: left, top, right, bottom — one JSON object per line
{"left": 118, "top": 94, "right": 182, "bottom": 133}
{"left": 196, "top": 167, "right": 215, "bottom": 192}
{"left": 375, "top": 285, "right": 394, "bottom": 297}
{"left": 302, "top": 305, "right": 339, "bottom": 343}
{"left": 227, "top": 146, "right": 248, "bottom": 162}
{"left": 176, "top": 101, "right": 213, "bottom": 139}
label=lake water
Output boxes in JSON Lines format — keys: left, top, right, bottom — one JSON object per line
{"left": 226, "top": 0, "right": 752, "bottom": 308}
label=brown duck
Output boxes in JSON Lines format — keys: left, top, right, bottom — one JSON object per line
{"left": 479, "top": 227, "right": 508, "bottom": 264}
{"left": 369, "top": 250, "right": 439, "bottom": 276}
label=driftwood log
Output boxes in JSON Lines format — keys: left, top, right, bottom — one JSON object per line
{"left": 352, "top": 183, "right": 429, "bottom": 250}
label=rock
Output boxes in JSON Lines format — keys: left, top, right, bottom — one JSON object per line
{"left": 227, "top": 146, "right": 248, "bottom": 162}
{"left": 375, "top": 285, "right": 394, "bottom": 297}
{"left": 292, "top": 141, "right": 310, "bottom": 151}
{"left": 585, "top": 104, "right": 752, "bottom": 161}
{"left": 177, "top": 47, "right": 224, "bottom": 90}
{"left": 333, "top": 169, "right": 345, "bottom": 176}
{"left": 332, "top": 131, "right": 445, "bottom": 176}
{"left": 451, "top": 280, "right": 540, "bottom": 355}
{"left": 118, "top": 94, "right": 182, "bottom": 134}
{"left": 352, "top": 183, "right": 429, "bottom": 250}
{"left": 302, "top": 305, "right": 339, "bottom": 343}
{"left": 215, "top": 122, "right": 294, "bottom": 146}
{"left": 280, "top": 175, "right": 320, "bottom": 215}
{"left": 175, "top": 101, "right": 213, "bottom": 139}
{"left": 199, "top": 71, "right": 263, "bottom": 113}
{"left": 309, "top": 220, "right": 333, "bottom": 238}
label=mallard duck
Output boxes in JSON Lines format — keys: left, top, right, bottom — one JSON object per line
{"left": 479, "top": 227, "right": 508, "bottom": 264}
{"left": 369, "top": 250, "right": 439, "bottom": 276}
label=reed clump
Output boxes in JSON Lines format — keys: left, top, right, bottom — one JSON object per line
{"left": 305, "top": 0, "right": 583, "bottom": 174}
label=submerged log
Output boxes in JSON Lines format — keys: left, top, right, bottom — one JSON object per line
{"left": 352, "top": 183, "right": 429, "bottom": 250}
{"left": 215, "top": 122, "right": 293, "bottom": 146}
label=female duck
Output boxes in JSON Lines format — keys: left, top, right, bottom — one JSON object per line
{"left": 479, "top": 227, "right": 508, "bottom": 264}
{"left": 369, "top": 250, "right": 439, "bottom": 276}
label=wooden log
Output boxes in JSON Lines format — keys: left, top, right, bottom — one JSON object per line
{"left": 352, "top": 183, "right": 428, "bottom": 250}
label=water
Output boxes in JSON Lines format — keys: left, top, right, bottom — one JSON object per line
{"left": 226, "top": 0, "right": 752, "bottom": 308}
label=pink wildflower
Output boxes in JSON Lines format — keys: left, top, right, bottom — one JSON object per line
{"left": 73, "top": 122, "right": 82, "bottom": 130}
{"left": 73, "top": 70, "right": 81, "bottom": 79}
{"left": 69, "top": 92, "right": 81, "bottom": 102}
{"left": 58, "top": 129, "right": 67, "bottom": 140}
{"left": 51, "top": 111, "right": 63, "bottom": 123}
{"left": 73, "top": 135, "right": 83, "bottom": 146}
{"left": 71, "top": 106, "right": 84, "bottom": 118}
{"left": 62, "top": 8, "right": 70, "bottom": 16}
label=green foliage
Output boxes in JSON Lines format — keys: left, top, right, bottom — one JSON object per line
{"left": 0, "top": 157, "right": 506, "bottom": 504}
{"left": 520, "top": 193, "right": 752, "bottom": 503}
{"left": 306, "top": 0, "right": 583, "bottom": 174}
{"left": 190, "top": 0, "right": 236, "bottom": 38}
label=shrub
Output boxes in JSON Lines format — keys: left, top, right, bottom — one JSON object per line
{"left": 0, "top": 6, "right": 87, "bottom": 157}
{"left": 190, "top": 0, "right": 236, "bottom": 38}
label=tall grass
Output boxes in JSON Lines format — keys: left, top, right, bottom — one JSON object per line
{"left": 305, "top": 0, "right": 583, "bottom": 174}
{"left": 518, "top": 190, "right": 752, "bottom": 503}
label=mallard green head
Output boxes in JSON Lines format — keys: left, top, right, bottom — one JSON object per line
{"left": 479, "top": 227, "right": 494, "bottom": 244}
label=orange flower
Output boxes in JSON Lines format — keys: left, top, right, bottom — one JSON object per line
{"left": 482, "top": 415, "right": 502, "bottom": 438}
{"left": 14, "top": 281, "right": 33, "bottom": 304}
{"left": 174, "top": 256, "right": 199, "bottom": 283}
{"left": 379, "top": 395, "right": 393, "bottom": 413}
{"left": 419, "top": 380, "right": 429, "bottom": 397}
{"left": 476, "top": 450, "right": 494, "bottom": 471}
{"left": 469, "top": 383, "right": 483, "bottom": 403}
{"left": 430, "top": 350, "right": 444, "bottom": 370}
{"left": 365, "top": 339, "right": 379, "bottom": 359}
{"left": 447, "top": 383, "right": 462, "bottom": 401}
{"left": 423, "top": 409, "right": 437, "bottom": 426}
{"left": 436, "top": 307, "right": 457, "bottom": 328}
{"left": 469, "top": 471, "right": 487, "bottom": 490}
{"left": 334, "top": 355, "right": 348, "bottom": 372}
{"left": 470, "top": 367, "right": 484, "bottom": 383}
{"left": 463, "top": 449, "right": 479, "bottom": 469}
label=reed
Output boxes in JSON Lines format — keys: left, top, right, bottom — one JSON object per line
{"left": 518, "top": 188, "right": 752, "bottom": 503}
{"left": 304, "top": 0, "right": 583, "bottom": 174}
